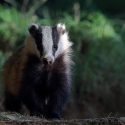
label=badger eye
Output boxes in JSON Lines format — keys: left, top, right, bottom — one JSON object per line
{"left": 53, "top": 45, "right": 58, "bottom": 50}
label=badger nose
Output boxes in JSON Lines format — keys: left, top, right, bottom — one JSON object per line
{"left": 43, "top": 57, "right": 53, "bottom": 65}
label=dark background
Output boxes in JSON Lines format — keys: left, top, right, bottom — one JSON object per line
{"left": 0, "top": 0, "right": 125, "bottom": 119}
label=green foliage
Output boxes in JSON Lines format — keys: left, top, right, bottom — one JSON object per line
{"left": 0, "top": 6, "right": 35, "bottom": 49}
{"left": 0, "top": 6, "right": 51, "bottom": 51}
{"left": 60, "top": 11, "right": 125, "bottom": 112}
{"left": 62, "top": 12, "right": 121, "bottom": 43}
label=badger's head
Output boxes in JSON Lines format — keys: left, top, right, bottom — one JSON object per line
{"left": 28, "top": 23, "right": 72, "bottom": 66}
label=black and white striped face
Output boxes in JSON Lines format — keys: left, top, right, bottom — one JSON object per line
{"left": 29, "top": 23, "right": 72, "bottom": 65}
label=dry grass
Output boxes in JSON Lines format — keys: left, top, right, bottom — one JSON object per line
{"left": 0, "top": 112, "right": 123, "bottom": 125}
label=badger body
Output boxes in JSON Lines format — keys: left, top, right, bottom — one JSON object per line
{"left": 3, "top": 23, "right": 73, "bottom": 119}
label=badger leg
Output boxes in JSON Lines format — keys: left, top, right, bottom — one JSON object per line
{"left": 45, "top": 72, "right": 71, "bottom": 119}
{"left": 19, "top": 87, "right": 44, "bottom": 117}
{"left": 4, "top": 91, "right": 22, "bottom": 112}
{"left": 46, "top": 87, "right": 69, "bottom": 119}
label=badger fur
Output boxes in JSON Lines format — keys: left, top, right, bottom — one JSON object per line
{"left": 3, "top": 23, "right": 73, "bottom": 119}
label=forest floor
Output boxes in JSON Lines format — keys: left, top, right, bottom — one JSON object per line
{"left": 0, "top": 112, "right": 124, "bottom": 125}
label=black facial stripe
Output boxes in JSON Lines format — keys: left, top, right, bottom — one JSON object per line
{"left": 34, "top": 27, "right": 43, "bottom": 56}
{"left": 52, "top": 26, "right": 59, "bottom": 56}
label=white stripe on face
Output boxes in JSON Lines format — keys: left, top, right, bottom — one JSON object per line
{"left": 55, "top": 32, "right": 72, "bottom": 58}
{"left": 55, "top": 23, "right": 72, "bottom": 58}
{"left": 42, "top": 26, "right": 53, "bottom": 59}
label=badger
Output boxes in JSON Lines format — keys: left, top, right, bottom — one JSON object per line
{"left": 3, "top": 23, "right": 73, "bottom": 119}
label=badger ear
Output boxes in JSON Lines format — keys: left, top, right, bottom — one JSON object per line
{"left": 57, "top": 23, "right": 66, "bottom": 34}
{"left": 28, "top": 23, "right": 39, "bottom": 36}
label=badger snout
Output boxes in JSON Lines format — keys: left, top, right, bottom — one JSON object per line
{"left": 42, "top": 56, "right": 54, "bottom": 65}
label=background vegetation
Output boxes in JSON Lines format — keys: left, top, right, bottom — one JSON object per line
{"left": 0, "top": 0, "right": 125, "bottom": 119}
